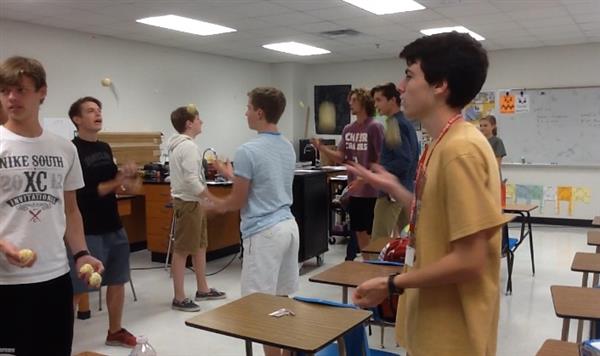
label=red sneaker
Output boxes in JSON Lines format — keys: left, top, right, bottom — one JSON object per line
{"left": 105, "top": 328, "right": 137, "bottom": 348}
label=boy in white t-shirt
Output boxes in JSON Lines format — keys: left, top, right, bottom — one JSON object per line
{"left": 0, "top": 56, "right": 103, "bottom": 356}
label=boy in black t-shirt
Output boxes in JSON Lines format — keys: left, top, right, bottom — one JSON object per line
{"left": 68, "top": 96, "right": 140, "bottom": 348}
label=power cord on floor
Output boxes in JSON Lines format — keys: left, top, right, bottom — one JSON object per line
{"left": 130, "top": 251, "right": 240, "bottom": 276}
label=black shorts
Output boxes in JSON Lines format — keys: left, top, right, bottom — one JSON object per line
{"left": 0, "top": 273, "right": 74, "bottom": 356}
{"left": 348, "top": 196, "right": 377, "bottom": 234}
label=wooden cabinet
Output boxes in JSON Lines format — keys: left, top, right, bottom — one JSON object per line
{"left": 142, "top": 183, "right": 240, "bottom": 261}
{"left": 143, "top": 184, "right": 173, "bottom": 253}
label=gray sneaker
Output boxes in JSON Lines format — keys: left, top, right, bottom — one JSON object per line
{"left": 195, "top": 288, "right": 227, "bottom": 301}
{"left": 172, "top": 298, "right": 201, "bottom": 312}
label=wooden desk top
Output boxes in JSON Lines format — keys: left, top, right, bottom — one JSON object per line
{"left": 571, "top": 252, "right": 600, "bottom": 273}
{"left": 503, "top": 203, "right": 539, "bottom": 213}
{"left": 593, "top": 216, "right": 600, "bottom": 226}
{"left": 185, "top": 293, "right": 371, "bottom": 353}
{"left": 362, "top": 237, "right": 391, "bottom": 254}
{"left": 309, "top": 261, "right": 402, "bottom": 288}
{"left": 535, "top": 339, "right": 579, "bottom": 356}
{"left": 588, "top": 230, "right": 600, "bottom": 246}
{"left": 551, "top": 285, "right": 600, "bottom": 320}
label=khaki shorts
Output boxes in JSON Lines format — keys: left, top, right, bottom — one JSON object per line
{"left": 173, "top": 198, "right": 208, "bottom": 254}
{"left": 371, "top": 196, "right": 409, "bottom": 239}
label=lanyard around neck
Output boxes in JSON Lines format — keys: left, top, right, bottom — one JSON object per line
{"left": 408, "top": 114, "right": 463, "bottom": 236}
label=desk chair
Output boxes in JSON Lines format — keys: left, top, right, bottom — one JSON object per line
{"left": 293, "top": 296, "right": 399, "bottom": 356}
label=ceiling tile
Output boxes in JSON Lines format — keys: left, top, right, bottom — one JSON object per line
{"left": 307, "top": 6, "right": 369, "bottom": 21}
{"left": 434, "top": 2, "right": 501, "bottom": 17}
{"left": 506, "top": 6, "right": 570, "bottom": 21}
{"left": 257, "top": 12, "right": 323, "bottom": 26}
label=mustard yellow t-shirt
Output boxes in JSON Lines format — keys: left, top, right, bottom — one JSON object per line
{"left": 396, "top": 121, "right": 506, "bottom": 356}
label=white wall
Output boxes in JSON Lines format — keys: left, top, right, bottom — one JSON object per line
{"left": 2, "top": 19, "right": 598, "bottom": 219}
{"left": 0, "top": 20, "right": 279, "bottom": 160}
{"left": 301, "top": 43, "right": 600, "bottom": 220}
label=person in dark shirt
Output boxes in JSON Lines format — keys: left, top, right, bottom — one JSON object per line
{"left": 371, "top": 83, "right": 420, "bottom": 238}
{"left": 68, "top": 96, "right": 140, "bottom": 348}
{"left": 479, "top": 115, "right": 506, "bottom": 169}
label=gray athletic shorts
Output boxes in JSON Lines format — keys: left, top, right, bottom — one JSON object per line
{"left": 68, "top": 228, "right": 131, "bottom": 294}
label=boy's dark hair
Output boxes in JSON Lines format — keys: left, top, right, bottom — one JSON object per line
{"left": 68, "top": 96, "right": 102, "bottom": 128}
{"left": 371, "top": 82, "right": 401, "bottom": 106}
{"left": 170, "top": 106, "right": 197, "bottom": 134}
{"left": 0, "top": 56, "right": 47, "bottom": 104}
{"left": 480, "top": 115, "right": 498, "bottom": 136}
{"left": 399, "top": 32, "right": 488, "bottom": 109}
{"left": 247, "top": 87, "right": 286, "bottom": 124}
{"left": 348, "top": 88, "right": 375, "bottom": 117}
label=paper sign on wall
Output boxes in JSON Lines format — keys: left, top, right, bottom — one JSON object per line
{"left": 573, "top": 187, "right": 592, "bottom": 204}
{"left": 515, "top": 92, "right": 529, "bottom": 113}
{"left": 499, "top": 91, "right": 515, "bottom": 114}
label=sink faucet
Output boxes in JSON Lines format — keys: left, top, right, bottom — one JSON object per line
{"left": 303, "top": 143, "right": 319, "bottom": 167}
{"left": 202, "top": 148, "right": 218, "bottom": 179}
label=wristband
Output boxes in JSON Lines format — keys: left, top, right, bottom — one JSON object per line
{"left": 388, "top": 273, "right": 404, "bottom": 296}
{"left": 73, "top": 250, "right": 89, "bottom": 262}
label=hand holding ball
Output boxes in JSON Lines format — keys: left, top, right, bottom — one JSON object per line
{"left": 79, "top": 263, "right": 94, "bottom": 276}
{"left": 88, "top": 272, "right": 102, "bottom": 288}
{"left": 79, "top": 263, "right": 102, "bottom": 287}
{"left": 18, "top": 249, "right": 34, "bottom": 264}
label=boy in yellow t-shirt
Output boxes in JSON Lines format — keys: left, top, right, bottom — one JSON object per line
{"left": 348, "top": 32, "right": 507, "bottom": 356}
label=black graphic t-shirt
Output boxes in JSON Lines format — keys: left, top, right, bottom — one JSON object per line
{"left": 72, "top": 137, "right": 122, "bottom": 234}
{"left": 0, "top": 126, "right": 84, "bottom": 284}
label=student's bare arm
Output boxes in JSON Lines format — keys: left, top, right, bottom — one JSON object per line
{"left": 204, "top": 176, "right": 250, "bottom": 212}
{"left": 353, "top": 227, "right": 497, "bottom": 307}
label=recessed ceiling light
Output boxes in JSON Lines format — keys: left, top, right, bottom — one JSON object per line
{"left": 342, "top": 0, "right": 425, "bottom": 15}
{"left": 136, "top": 15, "right": 236, "bottom": 36}
{"left": 420, "top": 26, "right": 485, "bottom": 41}
{"left": 262, "top": 42, "right": 331, "bottom": 56}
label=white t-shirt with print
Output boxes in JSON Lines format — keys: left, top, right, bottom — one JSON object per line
{"left": 0, "top": 126, "right": 84, "bottom": 284}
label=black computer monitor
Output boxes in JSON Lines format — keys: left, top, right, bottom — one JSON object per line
{"left": 298, "top": 138, "right": 335, "bottom": 162}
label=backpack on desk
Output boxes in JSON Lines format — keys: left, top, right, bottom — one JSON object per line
{"left": 375, "top": 230, "right": 409, "bottom": 323}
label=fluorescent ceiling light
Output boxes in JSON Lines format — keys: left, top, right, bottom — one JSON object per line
{"left": 420, "top": 26, "right": 485, "bottom": 41}
{"left": 136, "top": 15, "right": 236, "bottom": 36}
{"left": 262, "top": 42, "right": 331, "bottom": 56}
{"left": 342, "top": 0, "right": 425, "bottom": 15}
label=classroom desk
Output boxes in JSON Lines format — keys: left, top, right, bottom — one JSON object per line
{"left": 593, "top": 216, "right": 600, "bottom": 226}
{"left": 535, "top": 339, "right": 579, "bottom": 356}
{"left": 588, "top": 230, "right": 600, "bottom": 253}
{"left": 550, "top": 285, "right": 600, "bottom": 342}
{"left": 571, "top": 252, "right": 600, "bottom": 288}
{"left": 503, "top": 204, "right": 538, "bottom": 294}
{"left": 361, "top": 237, "right": 391, "bottom": 259}
{"left": 309, "top": 261, "right": 403, "bottom": 303}
{"left": 185, "top": 293, "right": 372, "bottom": 356}
{"left": 571, "top": 252, "right": 600, "bottom": 341}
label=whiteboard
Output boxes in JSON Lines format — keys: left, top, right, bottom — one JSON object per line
{"left": 494, "top": 87, "right": 600, "bottom": 165}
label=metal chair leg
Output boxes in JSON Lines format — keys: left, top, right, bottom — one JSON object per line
{"left": 98, "top": 287, "right": 102, "bottom": 311}
{"left": 129, "top": 272, "right": 138, "bottom": 302}
{"left": 165, "top": 211, "right": 176, "bottom": 271}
